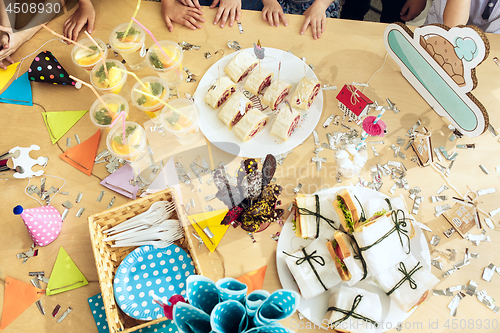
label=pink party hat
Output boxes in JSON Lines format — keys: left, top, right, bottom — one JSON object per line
{"left": 14, "top": 205, "right": 63, "bottom": 246}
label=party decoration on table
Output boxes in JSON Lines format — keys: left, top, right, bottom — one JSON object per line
{"left": 46, "top": 247, "right": 88, "bottom": 295}
{"left": 59, "top": 129, "right": 100, "bottom": 176}
{"left": 442, "top": 197, "right": 481, "bottom": 238}
{"left": 0, "top": 72, "right": 33, "bottom": 106}
{"left": 88, "top": 294, "right": 110, "bottom": 333}
{"left": 335, "top": 143, "right": 368, "bottom": 178}
{"left": 362, "top": 112, "right": 387, "bottom": 137}
{"left": 113, "top": 245, "right": 195, "bottom": 320}
{"left": 145, "top": 157, "right": 183, "bottom": 204}
{"left": 253, "top": 40, "right": 265, "bottom": 60}
{"left": 100, "top": 164, "right": 139, "bottom": 199}
{"left": 0, "top": 61, "right": 20, "bottom": 91}
{"left": 42, "top": 110, "right": 88, "bottom": 144}
{"left": 28, "top": 51, "right": 80, "bottom": 88}
{"left": 1, "top": 145, "right": 47, "bottom": 179}
{"left": 152, "top": 294, "right": 186, "bottom": 320}
{"left": 0, "top": 276, "right": 44, "bottom": 331}
{"left": 187, "top": 210, "right": 229, "bottom": 252}
{"left": 411, "top": 127, "right": 433, "bottom": 167}
{"left": 216, "top": 155, "right": 284, "bottom": 233}
{"left": 384, "top": 23, "right": 489, "bottom": 137}
{"left": 236, "top": 266, "right": 267, "bottom": 293}
{"left": 173, "top": 275, "right": 299, "bottom": 333}
{"left": 336, "top": 84, "right": 373, "bottom": 121}
{"left": 14, "top": 204, "right": 62, "bottom": 246}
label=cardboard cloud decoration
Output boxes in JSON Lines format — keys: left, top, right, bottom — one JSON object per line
{"left": 28, "top": 51, "right": 81, "bottom": 88}
{"left": 384, "top": 23, "right": 489, "bottom": 137}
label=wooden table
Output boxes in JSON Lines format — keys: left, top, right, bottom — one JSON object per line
{"left": 1, "top": 0, "right": 500, "bottom": 332}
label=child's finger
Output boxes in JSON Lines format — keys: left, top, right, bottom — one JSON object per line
{"left": 193, "top": 0, "right": 202, "bottom": 9}
{"left": 5, "top": 55, "right": 14, "bottom": 65}
{"left": 236, "top": 7, "right": 241, "bottom": 21}
{"left": 165, "top": 16, "right": 174, "bottom": 32}
{"left": 268, "top": 11, "right": 275, "bottom": 26}
{"left": 321, "top": 17, "right": 325, "bottom": 33}
{"left": 273, "top": 11, "right": 280, "bottom": 27}
{"left": 220, "top": 8, "right": 231, "bottom": 27}
{"left": 228, "top": 8, "right": 236, "bottom": 27}
{"left": 88, "top": 15, "right": 95, "bottom": 33}
{"left": 72, "top": 21, "right": 87, "bottom": 41}
{"left": 300, "top": 17, "right": 310, "bottom": 35}
{"left": 187, "top": 13, "right": 203, "bottom": 28}
{"left": 211, "top": 0, "right": 220, "bottom": 9}
{"left": 262, "top": 10, "right": 268, "bottom": 22}
{"left": 214, "top": 7, "right": 224, "bottom": 24}
{"left": 280, "top": 12, "right": 288, "bottom": 26}
{"left": 66, "top": 22, "right": 77, "bottom": 40}
{"left": 311, "top": 20, "right": 317, "bottom": 38}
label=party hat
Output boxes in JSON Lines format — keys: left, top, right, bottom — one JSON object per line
{"left": 100, "top": 164, "right": 139, "bottom": 199}
{"left": 0, "top": 61, "right": 19, "bottom": 91}
{"left": 42, "top": 110, "right": 88, "bottom": 144}
{"left": 59, "top": 129, "right": 100, "bottom": 175}
{"left": 28, "top": 51, "right": 81, "bottom": 88}
{"left": 46, "top": 247, "right": 88, "bottom": 295}
{"left": 0, "top": 72, "right": 32, "bottom": 106}
{"left": 13, "top": 205, "right": 63, "bottom": 246}
{"left": 0, "top": 277, "right": 44, "bottom": 331}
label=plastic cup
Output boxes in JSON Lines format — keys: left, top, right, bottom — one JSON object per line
{"left": 159, "top": 99, "right": 201, "bottom": 145}
{"left": 106, "top": 121, "right": 147, "bottom": 161}
{"left": 90, "top": 59, "right": 129, "bottom": 96}
{"left": 71, "top": 37, "right": 108, "bottom": 78}
{"left": 109, "top": 23, "right": 147, "bottom": 71}
{"left": 146, "top": 41, "right": 184, "bottom": 89}
{"left": 131, "top": 76, "right": 169, "bottom": 118}
{"left": 89, "top": 94, "right": 129, "bottom": 130}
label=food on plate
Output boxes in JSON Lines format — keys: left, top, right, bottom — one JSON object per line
{"left": 374, "top": 254, "right": 439, "bottom": 312}
{"left": 262, "top": 80, "right": 292, "bottom": 111}
{"left": 205, "top": 76, "right": 237, "bottom": 109}
{"left": 290, "top": 77, "right": 321, "bottom": 110}
{"left": 323, "top": 286, "right": 382, "bottom": 333}
{"left": 244, "top": 67, "right": 274, "bottom": 96}
{"left": 284, "top": 237, "right": 341, "bottom": 300}
{"left": 332, "top": 189, "right": 364, "bottom": 233}
{"left": 233, "top": 109, "right": 269, "bottom": 141}
{"left": 270, "top": 103, "right": 301, "bottom": 141}
{"left": 217, "top": 92, "right": 253, "bottom": 129}
{"left": 293, "top": 193, "right": 340, "bottom": 241}
{"left": 224, "top": 51, "right": 258, "bottom": 83}
{"left": 335, "top": 144, "right": 368, "bottom": 179}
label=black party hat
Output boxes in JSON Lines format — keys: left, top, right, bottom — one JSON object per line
{"left": 28, "top": 51, "right": 81, "bottom": 88}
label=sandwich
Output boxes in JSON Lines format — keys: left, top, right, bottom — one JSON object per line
{"left": 232, "top": 109, "right": 269, "bottom": 141}
{"left": 204, "top": 76, "right": 236, "bottom": 109}
{"left": 244, "top": 67, "right": 274, "bottom": 96}
{"left": 225, "top": 51, "right": 258, "bottom": 83}
{"left": 290, "top": 77, "right": 321, "bottom": 110}
{"left": 332, "top": 189, "right": 363, "bottom": 233}
{"left": 326, "top": 231, "right": 352, "bottom": 281}
{"left": 293, "top": 194, "right": 339, "bottom": 241}
{"left": 262, "top": 80, "right": 292, "bottom": 111}
{"left": 217, "top": 92, "right": 253, "bottom": 129}
{"left": 269, "top": 103, "right": 301, "bottom": 141}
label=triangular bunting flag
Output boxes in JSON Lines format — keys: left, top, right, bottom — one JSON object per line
{"left": 59, "top": 129, "right": 100, "bottom": 176}
{"left": 46, "top": 247, "right": 88, "bottom": 296}
{"left": 28, "top": 51, "right": 79, "bottom": 87}
{"left": 0, "top": 62, "right": 19, "bottom": 92}
{"left": 42, "top": 110, "right": 88, "bottom": 144}
{"left": 145, "top": 157, "right": 183, "bottom": 204}
{"left": 187, "top": 210, "right": 229, "bottom": 253}
{"left": 236, "top": 266, "right": 267, "bottom": 294}
{"left": 100, "top": 164, "right": 139, "bottom": 199}
{"left": 0, "top": 276, "right": 43, "bottom": 330}
{"left": 0, "top": 72, "right": 32, "bottom": 106}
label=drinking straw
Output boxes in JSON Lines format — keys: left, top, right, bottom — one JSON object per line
{"left": 372, "top": 107, "right": 386, "bottom": 125}
{"left": 355, "top": 131, "right": 368, "bottom": 151}
{"left": 40, "top": 24, "right": 93, "bottom": 51}
{"left": 131, "top": 17, "right": 171, "bottom": 63}
{"left": 133, "top": 88, "right": 188, "bottom": 118}
{"left": 123, "top": 0, "right": 142, "bottom": 41}
{"left": 110, "top": 111, "right": 127, "bottom": 143}
{"left": 69, "top": 75, "right": 112, "bottom": 114}
{"left": 114, "top": 68, "right": 148, "bottom": 90}
{"left": 84, "top": 31, "right": 108, "bottom": 79}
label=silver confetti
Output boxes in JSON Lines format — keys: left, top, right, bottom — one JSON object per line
{"left": 398, "top": 151, "right": 406, "bottom": 159}
{"left": 437, "top": 185, "right": 449, "bottom": 195}
{"left": 408, "top": 119, "right": 421, "bottom": 134}
{"left": 322, "top": 85, "right": 337, "bottom": 90}
{"left": 412, "top": 196, "right": 423, "bottom": 214}
{"left": 323, "top": 115, "right": 335, "bottom": 128}
{"left": 40, "top": 178, "right": 46, "bottom": 193}
{"left": 66, "top": 138, "right": 71, "bottom": 147}
{"left": 476, "top": 290, "right": 500, "bottom": 313}
{"left": 237, "top": 22, "right": 243, "bottom": 33}
{"left": 430, "top": 234, "right": 441, "bottom": 246}
{"left": 404, "top": 139, "right": 413, "bottom": 151}
{"left": 76, "top": 193, "right": 83, "bottom": 203}
{"left": 76, "top": 207, "right": 85, "bottom": 217}
{"left": 75, "top": 134, "right": 80, "bottom": 145}
{"left": 293, "top": 183, "right": 303, "bottom": 193}
{"left": 443, "top": 227, "right": 455, "bottom": 238}
{"left": 456, "top": 143, "right": 475, "bottom": 149}
{"left": 433, "top": 148, "right": 444, "bottom": 162}
{"left": 62, "top": 201, "right": 73, "bottom": 209}
{"left": 270, "top": 232, "right": 280, "bottom": 241}
{"left": 288, "top": 203, "right": 294, "bottom": 211}
{"left": 96, "top": 190, "right": 105, "bottom": 202}
{"left": 431, "top": 259, "right": 443, "bottom": 270}
{"left": 368, "top": 140, "right": 384, "bottom": 145}
{"left": 185, "top": 202, "right": 191, "bottom": 213}
{"left": 312, "top": 130, "right": 319, "bottom": 146}
{"left": 483, "top": 263, "right": 496, "bottom": 282}
{"left": 448, "top": 292, "right": 466, "bottom": 316}
{"left": 490, "top": 207, "right": 500, "bottom": 217}
{"left": 386, "top": 98, "right": 399, "bottom": 113}
{"left": 227, "top": 40, "right": 241, "bottom": 51}
{"left": 204, "top": 52, "right": 212, "bottom": 59}
{"left": 56, "top": 307, "right": 73, "bottom": 323}
{"left": 484, "top": 218, "right": 495, "bottom": 229}
{"left": 435, "top": 204, "right": 451, "bottom": 212}
{"left": 477, "top": 187, "right": 495, "bottom": 196}
{"left": 106, "top": 196, "right": 115, "bottom": 209}
{"left": 205, "top": 205, "right": 215, "bottom": 212}
{"left": 179, "top": 41, "right": 201, "bottom": 51}
{"left": 396, "top": 136, "right": 406, "bottom": 146}
{"left": 371, "top": 146, "right": 379, "bottom": 157}
{"left": 488, "top": 124, "right": 498, "bottom": 136}
{"left": 61, "top": 208, "right": 69, "bottom": 221}
{"left": 466, "top": 280, "right": 478, "bottom": 296}
{"left": 60, "top": 191, "right": 69, "bottom": 195}
{"left": 190, "top": 198, "right": 196, "bottom": 208}
{"left": 479, "top": 164, "right": 489, "bottom": 174}
{"left": 433, "top": 289, "right": 453, "bottom": 296}
{"left": 204, "top": 194, "right": 216, "bottom": 202}
{"left": 447, "top": 249, "right": 457, "bottom": 261}
{"left": 431, "top": 195, "right": 447, "bottom": 202}
{"left": 336, "top": 172, "right": 342, "bottom": 183}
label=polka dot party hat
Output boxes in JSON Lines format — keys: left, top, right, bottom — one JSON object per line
{"left": 28, "top": 51, "right": 81, "bottom": 88}
{"left": 13, "top": 205, "right": 62, "bottom": 246}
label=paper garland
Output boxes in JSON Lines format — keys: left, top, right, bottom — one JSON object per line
{"left": 100, "top": 164, "right": 139, "bottom": 199}
{"left": 0, "top": 61, "right": 19, "bottom": 91}
{"left": 28, "top": 51, "right": 77, "bottom": 87}
{"left": 46, "top": 247, "right": 88, "bottom": 296}
{"left": 187, "top": 210, "right": 229, "bottom": 253}
{"left": 236, "top": 266, "right": 267, "bottom": 294}
{"left": 0, "top": 72, "right": 32, "bottom": 106}
{"left": 59, "top": 129, "right": 100, "bottom": 176}
{"left": 42, "top": 110, "right": 88, "bottom": 144}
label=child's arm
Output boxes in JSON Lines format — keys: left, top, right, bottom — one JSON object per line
{"left": 300, "top": 0, "right": 331, "bottom": 39}
{"left": 400, "top": 0, "right": 427, "bottom": 22}
{"left": 161, "top": 0, "right": 205, "bottom": 32}
{"left": 63, "top": 0, "right": 95, "bottom": 41}
{"left": 262, "top": 0, "right": 288, "bottom": 27}
{"left": 443, "top": 0, "right": 471, "bottom": 26}
{"left": 210, "top": 0, "right": 241, "bottom": 28}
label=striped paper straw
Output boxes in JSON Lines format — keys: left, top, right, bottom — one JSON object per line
{"left": 355, "top": 131, "right": 368, "bottom": 151}
{"left": 372, "top": 107, "right": 386, "bottom": 125}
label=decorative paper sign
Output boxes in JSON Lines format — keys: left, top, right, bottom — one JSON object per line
{"left": 442, "top": 202, "right": 476, "bottom": 238}
{"left": 28, "top": 51, "right": 79, "bottom": 87}
{"left": 0, "top": 61, "right": 20, "bottom": 91}
{"left": 411, "top": 127, "right": 433, "bottom": 167}
{"left": 42, "top": 110, "right": 88, "bottom": 144}
{"left": 59, "top": 129, "right": 100, "bottom": 176}
{"left": 384, "top": 23, "right": 489, "bottom": 137}
{"left": 187, "top": 210, "right": 229, "bottom": 253}
{"left": 46, "top": 247, "right": 89, "bottom": 295}
{"left": 236, "top": 266, "right": 267, "bottom": 293}
{"left": 0, "top": 276, "right": 44, "bottom": 331}
{"left": 0, "top": 72, "right": 33, "bottom": 106}
{"left": 100, "top": 164, "right": 139, "bottom": 199}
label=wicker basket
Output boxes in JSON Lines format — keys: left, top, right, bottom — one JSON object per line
{"left": 88, "top": 188, "right": 202, "bottom": 333}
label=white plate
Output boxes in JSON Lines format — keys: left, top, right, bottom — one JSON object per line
{"left": 194, "top": 47, "right": 323, "bottom": 158}
{"left": 276, "top": 186, "right": 431, "bottom": 331}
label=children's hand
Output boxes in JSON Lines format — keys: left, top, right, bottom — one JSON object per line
{"left": 211, "top": 0, "right": 241, "bottom": 28}
{"left": 178, "top": 0, "right": 202, "bottom": 9}
{"left": 262, "top": 0, "right": 288, "bottom": 27}
{"left": 161, "top": 0, "right": 205, "bottom": 32}
{"left": 63, "top": 0, "right": 96, "bottom": 41}
{"left": 400, "top": 0, "right": 426, "bottom": 21}
{"left": 0, "top": 28, "right": 15, "bottom": 70}
{"left": 300, "top": 0, "right": 329, "bottom": 39}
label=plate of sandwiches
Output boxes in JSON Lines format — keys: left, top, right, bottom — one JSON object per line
{"left": 194, "top": 47, "right": 323, "bottom": 158}
{"left": 276, "top": 186, "right": 436, "bottom": 332}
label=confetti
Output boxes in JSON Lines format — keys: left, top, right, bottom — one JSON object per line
{"left": 479, "top": 164, "right": 489, "bottom": 174}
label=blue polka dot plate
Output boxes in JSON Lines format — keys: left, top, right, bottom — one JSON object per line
{"left": 113, "top": 244, "right": 195, "bottom": 321}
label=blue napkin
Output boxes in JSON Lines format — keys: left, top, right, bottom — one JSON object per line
{"left": 186, "top": 275, "right": 220, "bottom": 315}
{"left": 174, "top": 302, "right": 212, "bottom": 333}
{"left": 254, "top": 290, "right": 300, "bottom": 326}
{"left": 216, "top": 278, "right": 248, "bottom": 303}
{"left": 245, "top": 324, "right": 293, "bottom": 333}
{"left": 245, "top": 290, "right": 270, "bottom": 317}
{"left": 211, "top": 300, "right": 248, "bottom": 333}
{"left": 88, "top": 293, "right": 110, "bottom": 333}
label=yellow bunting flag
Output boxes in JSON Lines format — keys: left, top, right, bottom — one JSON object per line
{"left": 42, "top": 110, "right": 88, "bottom": 144}
{"left": 187, "top": 210, "right": 229, "bottom": 253}
{"left": 46, "top": 247, "right": 89, "bottom": 296}
{"left": 0, "top": 62, "right": 20, "bottom": 92}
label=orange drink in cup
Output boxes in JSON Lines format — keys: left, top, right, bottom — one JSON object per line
{"left": 89, "top": 94, "right": 129, "bottom": 130}
{"left": 109, "top": 23, "right": 147, "bottom": 71}
{"left": 159, "top": 99, "right": 201, "bottom": 145}
{"left": 146, "top": 41, "right": 184, "bottom": 89}
{"left": 131, "top": 76, "right": 169, "bottom": 119}
{"left": 71, "top": 37, "right": 108, "bottom": 77}
{"left": 90, "top": 59, "right": 128, "bottom": 96}
{"left": 106, "top": 121, "right": 147, "bottom": 161}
